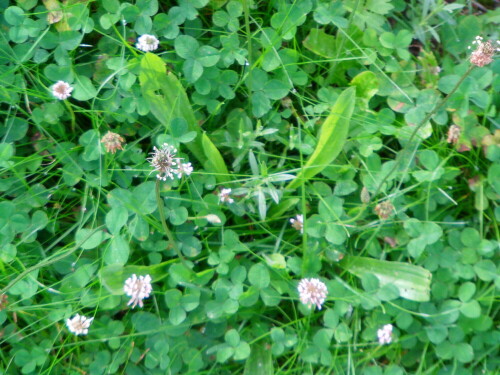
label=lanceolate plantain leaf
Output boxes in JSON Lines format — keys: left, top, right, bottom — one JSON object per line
{"left": 340, "top": 255, "right": 432, "bottom": 302}
{"left": 287, "top": 87, "right": 355, "bottom": 190}
{"left": 139, "top": 53, "right": 229, "bottom": 182}
{"left": 243, "top": 344, "right": 274, "bottom": 375}
{"left": 202, "top": 132, "right": 230, "bottom": 183}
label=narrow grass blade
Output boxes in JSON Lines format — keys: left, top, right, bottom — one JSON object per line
{"left": 340, "top": 255, "right": 432, "bottom": 302}
{"left": 287, "top": 86, "right": 355, "bottom": 190}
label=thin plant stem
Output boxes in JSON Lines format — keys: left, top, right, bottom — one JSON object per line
{"left": 155, "top": 180, "right": 189, "bottom": 267}
{"left": 242, "top": 0, "right": 253, "bottom": 67}
{"left": 63, "top": 100, "right": 76, "bottom": 132}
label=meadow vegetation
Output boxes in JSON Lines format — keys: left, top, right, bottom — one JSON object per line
{"left": 0, "top": 0, "right": 499, "bottom": 374}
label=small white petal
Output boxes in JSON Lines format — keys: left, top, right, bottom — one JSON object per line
{"left": 52, "top": 81, "right": 73, "bottom": 100}
{"left": 298, "top": 278, "right": 328, "bottom": 310}
{"left": 218, "top": 188, "right": 234, "bottom": 204}
{"left": 124, "top": 274, "right": 153, "bottom": 308}
{"left": 136, "top": 34, "right": 160, "bottom": 52}
{"left": 66, "top": 314, "right": 94, "bottom": 336}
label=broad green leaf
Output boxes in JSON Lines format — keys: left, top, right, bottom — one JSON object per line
{"left": 72, "top": 75, "right": 97, "bottom": 101}
{"left": 139, "top": 53, "right": 229, "bottom": 182}
{"left": 303, "top": 28, "right": 336, "bottom": 58}
{"left": 287, "top": 87, "right": 355, "bottom": 189}
{"left": 201, "top": 132, "right": 230, "bottom": 182}
{"left": 243, "top": 344, "right": 274, "bottom": 375}
{"left": 340, "top": 255, "right": 432, "bottom": 302}
{"left": 103, "top": 235, "right": 130, "bottom": 265}
{"left": 350, "top": 71, "right": 379, "bottom": 108}
{"left": 248, "top": 263, "right": 270, "bottom": 289}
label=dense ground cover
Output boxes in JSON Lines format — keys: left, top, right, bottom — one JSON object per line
{"left": 0, "top": 0, "right": 499, "bottom": 374}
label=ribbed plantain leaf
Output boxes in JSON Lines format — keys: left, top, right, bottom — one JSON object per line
{"left": 287, "top": 87, "right": 355, "bottom": 190}
{"left": 340, "top": 255, "right": 432, "bottom": 302}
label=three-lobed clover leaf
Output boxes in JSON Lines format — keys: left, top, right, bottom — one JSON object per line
{"left": 175, "top": 35, "right": 220, "bottom": 83}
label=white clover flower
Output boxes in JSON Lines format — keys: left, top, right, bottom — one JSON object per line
{"left": 290, "top": 214, "right": 303, "bottom": 233}
{"left": 124, "top": 274, "right": 152, "bottom": 308}
{"left": 52, "top": 81, "right": 73, "bottom": 100}
{"left": 205, "top": 214, "right": 221, "bottom": 224}
{"left": 148, "top": 143, "right": 193, "bottom": 181}
{"left": 176, "top": 162, "right": 193, "bottom": 178}
{"left": 66, "top": 314, "right": 94, "bottom": 336}
{"left": 377, "top": 324, "right": 393, "bottom": 345}
{"left": 136, "top": 34, "right": 160, "bottom": 52}
{"left": 218, "top": 188, "right": 234, "bottom": 204}
{"left": 468, "top": 36, "right": 499, "bottom": 67}
{"left": 298, "top": 278, "right": 328, "bottom": 310}
{"left": 148, "top": 143, "right": 180, "bottom": 181}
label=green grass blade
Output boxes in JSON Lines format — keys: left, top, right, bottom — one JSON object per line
{"left": 287, "top": 86, "right": 355, "bottom": 190}
{"left": 340, "top": 255, "right": 432, "bottom": 302}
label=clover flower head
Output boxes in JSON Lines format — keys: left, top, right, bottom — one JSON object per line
{"left": 101, "top": 131, "right": 125, "bottom": 154}
{"left": 124, "top": 274, "right": 152, "bottom": 308}
{"left": 468, "top": 36, "right": 499, "bottom": 67}
{"left": 377, "top": 324, "right": 393, "bottom": 345}
{"left": 218, "top": 188, "right": 234, "bottom": 204}
{"left": 447, "top": 124, "right": 461, "bottom": 145}
{"left": 176, "top": 162, "right": 193, "bottom": 178}
{"left": 290, "top": 214, "right": 304, "bottom": 233}
{"left": 52, "top": 81, "right": 73, "bottom": 100}
{"left": 136, "top": 34, "right": 159, "bottom": 52}
{"left": 148, "top": 143, "right": 180, "bottom": 181}
{"left": 374, "top": 200, "right": 394, "bottom": 220}
{"left": 66, "top": 314, "right": 94, "bottom": 336}
{"left": 298, "top": 278, "right": 328, "bottom": 310}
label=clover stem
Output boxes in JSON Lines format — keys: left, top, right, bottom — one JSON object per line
{"left": 155, "top": 180, "right": 188, "bottom": 267}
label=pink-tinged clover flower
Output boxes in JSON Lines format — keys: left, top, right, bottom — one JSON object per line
{"left": 298, "top": 278, "right": 328, "bottom": 310}
{"left": 377, "top": 324, "right": 393, "bottom": 345}
{"left": 52, "top": 81, "right": 73, "bottom": 100}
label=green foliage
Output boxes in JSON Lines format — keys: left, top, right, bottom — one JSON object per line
{"left": 0, "top": 0, "right": 499, "bottom": 374}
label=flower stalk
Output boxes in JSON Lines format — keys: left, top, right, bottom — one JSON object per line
{"left": 155, "top": 180, "right": 189, "bottom": 267}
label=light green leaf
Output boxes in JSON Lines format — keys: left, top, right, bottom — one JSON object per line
{"left": 104, "top": 235, "right": 130, "bottom": 265}
{"left": 340, "top": 255, "right": 432, "bottom": 302}
{"left": 243, "top": 344, "right": 274, "bottom": 375}
{"left": 139, "top": 53, "right": 229, "bottom": 182}
{"left": 202, "top": 132, "right": 230, "bottom": 183}
{"left": 287, "top": 87, "right": 355, "bottom": 189}
{"left": 350, "top": 71, "right": 379, "bottom": 107}
{"left": 303, "top": 28, "right": 336, "bottom": 58}
{"left": 72, "top": 75, "right": 97, "bottom": 101}
{"left": 248, "top": 263, "right": 270, "bottom": 289}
